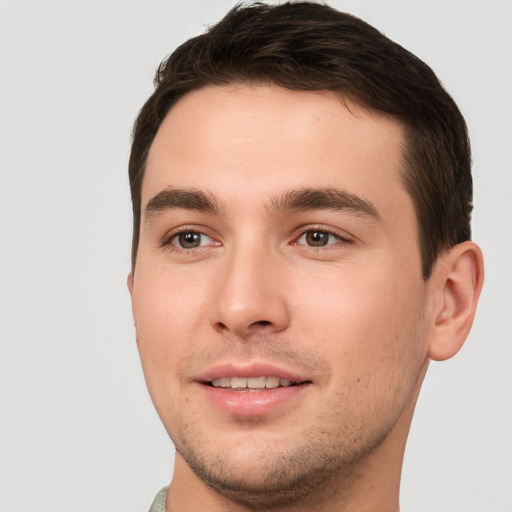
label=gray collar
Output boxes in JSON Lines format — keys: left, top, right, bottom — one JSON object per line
{"left": 147, "top": 486, "right": 169, "bottom": 512}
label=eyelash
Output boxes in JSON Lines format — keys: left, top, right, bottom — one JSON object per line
{"left": 292, "top": 226, "right": 352, "bottom": 248}
{"left": 162, "top": 225, "right": 352, "bottom": 252}
{"left": 162, "top": 227, "right": 219, "bottom": 252}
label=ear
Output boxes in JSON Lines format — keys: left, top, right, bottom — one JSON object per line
{"left": 427, "top": 241, "right": 484, "bottom": 361}
{"left": 127, "top": 272, "right": 137, "bottom": 332}
{"left": 127, "top": 272, "right": 134, "bottom": 297}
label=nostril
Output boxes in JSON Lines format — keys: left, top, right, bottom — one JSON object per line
{"left": 251, "top": 320, "right": 272, "bottom": 327}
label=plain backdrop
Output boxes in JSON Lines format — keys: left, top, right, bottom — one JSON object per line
{"left": 1, "top": 1, "right": 511, "bottom": 511}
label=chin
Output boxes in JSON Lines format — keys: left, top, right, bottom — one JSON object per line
{"left": 172, "top": 424, "right": 383, "bottom": 509}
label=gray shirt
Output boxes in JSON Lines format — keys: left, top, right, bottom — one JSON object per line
{"left": 148, "top": 487, "right": 168, "bottom": 512}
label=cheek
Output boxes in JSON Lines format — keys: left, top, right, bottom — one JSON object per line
{"left": 132, "top": 268, "right": 211, "bottom": 383}
{"left": 292, "top": 264, "right": 427, "bottom": 382}
{"left": 293, "top": 266, "right": 428, "bottom": 435}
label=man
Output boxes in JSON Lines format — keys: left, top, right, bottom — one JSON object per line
{"left": 127, "top": 2, "right": 484, "bottom": 511}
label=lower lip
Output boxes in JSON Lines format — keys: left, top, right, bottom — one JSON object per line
{"left": 200, "top": 384, "right": 310, "bottom": 416}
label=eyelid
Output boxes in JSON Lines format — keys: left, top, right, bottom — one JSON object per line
{"left": 161, "top": 225, "right": 221, "bottom": 249}
{"left": 291, "top": 225, "right": 354, "bottom": 246}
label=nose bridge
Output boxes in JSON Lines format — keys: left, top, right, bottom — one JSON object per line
{"left": 210, "top": 238, "right": 289, "bottom": 336}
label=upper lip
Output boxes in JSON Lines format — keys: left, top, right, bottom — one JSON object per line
{"left": 197, "top": 361, "right": 311, "bottom": 384}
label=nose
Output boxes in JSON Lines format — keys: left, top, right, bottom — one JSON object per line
{"left": 210, "top": 245, "right": 290, "bottom": 337}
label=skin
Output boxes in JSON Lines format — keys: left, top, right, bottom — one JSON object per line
{"left": 128, "top": 85, "right": 483, "bottom": 512}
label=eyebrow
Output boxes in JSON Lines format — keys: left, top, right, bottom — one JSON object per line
{"left": 268, "top": 188, "right": 381, "bottom": 221}
{"left": 145, "top": 188, "right": 221, "bottom": 221}
{"left": 144, "top": 186, "right": 380, "bottom": 222}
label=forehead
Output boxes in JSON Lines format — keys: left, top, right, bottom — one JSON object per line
{"left": 143, "top": 85, "right": 409, "bottom": 222}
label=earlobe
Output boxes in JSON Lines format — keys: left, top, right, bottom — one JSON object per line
{"left": 428, "top": 241, "right": 484, "bottom": 361}
{"left": 127, "top": 272, "right": 134, "bottom": 296}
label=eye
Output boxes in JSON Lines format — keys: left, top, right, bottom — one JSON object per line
{"left": 296, "top": 230, "right": 343, "bottom": 247}
{"left": 170, "top": 231, "right": 213, "bottom": 249}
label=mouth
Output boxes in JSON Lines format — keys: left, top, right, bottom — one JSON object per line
{"left": 198, "top": 364, "right": 312, "bottom": 416}
{"left": 209, "top": 375, "right": 299, "bottom": 391}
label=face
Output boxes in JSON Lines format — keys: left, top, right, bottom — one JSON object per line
{"left": 129, "top": 85, "right": 432, "bottom": 506}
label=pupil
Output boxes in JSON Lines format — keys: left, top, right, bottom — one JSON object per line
{"left": 306, "top": 231, "right": 328, "bottom": 246}
{"left": 179, "top": 232, "right": 200, "bottom": 248}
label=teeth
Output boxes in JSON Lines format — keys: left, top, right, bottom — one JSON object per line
{"left": 231, "top": 377, "right": 247, "bottom": 389}
{"left": 247, "top": 376, "right": 266, "bottom": 389}
{"left": 266, "top": 376, "right": 280, "bottom": 389}
{"left": 211, "top": 376, "right": 295, "bottom": 389}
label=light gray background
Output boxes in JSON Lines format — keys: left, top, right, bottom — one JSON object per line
{"left": 1, "top": 1, "right": 511, "bottom": 511}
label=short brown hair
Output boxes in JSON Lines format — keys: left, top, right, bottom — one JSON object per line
{"left": 129, "top": 1, "right": 472, "bottom": 278}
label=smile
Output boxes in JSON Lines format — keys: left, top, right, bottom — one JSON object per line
{"left": 198, "top": 362, "right": 312, "bottom": 416}
{"left": 210, "top": 376, "right": 295, "bottom": 390}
